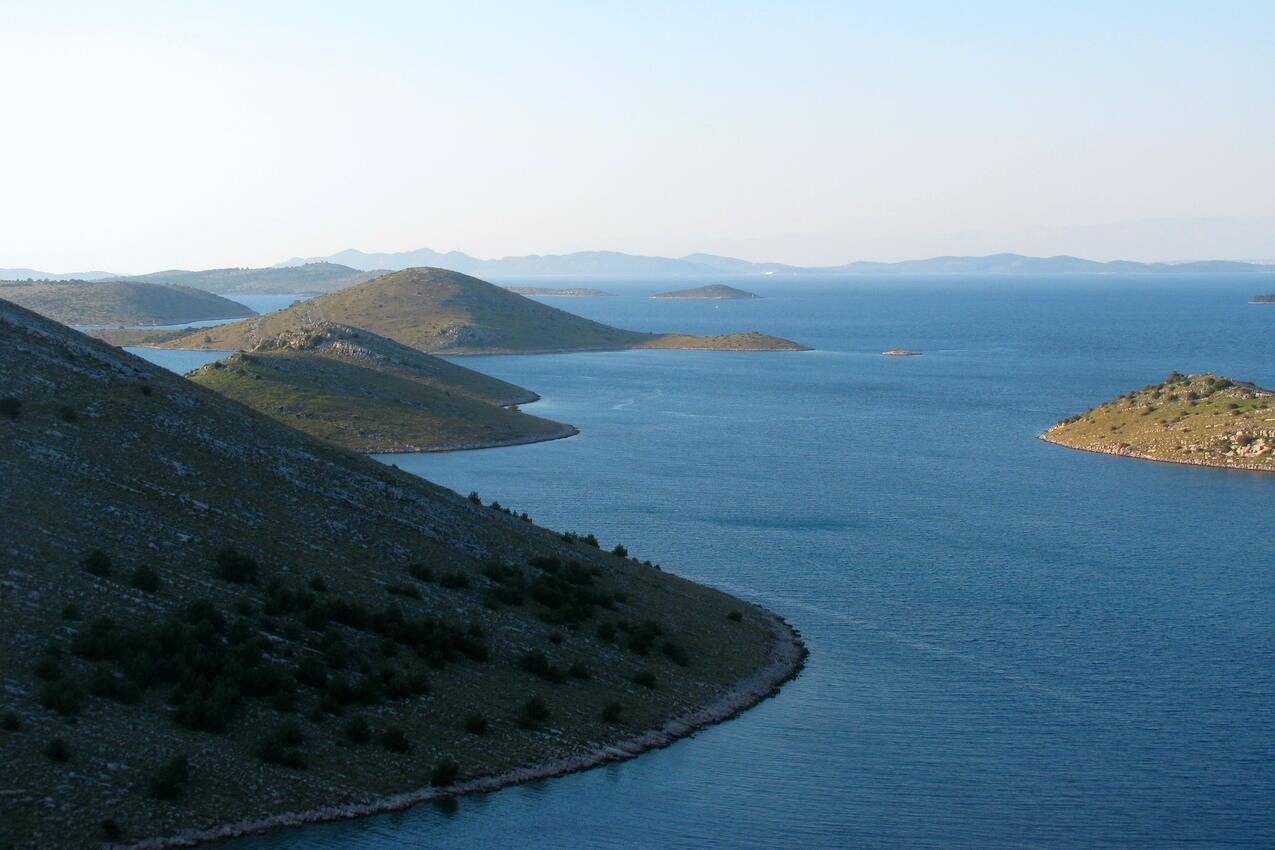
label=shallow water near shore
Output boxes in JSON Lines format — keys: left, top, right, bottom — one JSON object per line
{"left": 138, "top": 275, "right": 1275, "bottom": 849}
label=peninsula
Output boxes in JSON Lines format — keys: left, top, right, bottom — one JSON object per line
{"left": 0, "top": 279, "right": 254, "bottom": 327}
{"left": 651, "top": 284, "right": 759, "bottom": 300}
{"left": 187, "top": 322, "right": 577, "bottom": 453}
{"left": 504, "top": 286, "right": 614, "bottom": 297}
{"left": 1042, "top": 372, "right": 1275, "bottom": 472}
{"left": 89, "top": 268, "right": 806, "bottom": 355}
{"left": 0, "top": 299, "right": 804, "bottom": 849}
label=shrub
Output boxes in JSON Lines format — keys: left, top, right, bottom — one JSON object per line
{"left": 44, "top": 737, "right": 71, "bottom": 762}
{"left": 529, "top": 556, "right": 561, "bottom": 573}
{"left": 519, "top": 649, "right": 564, "bottom": 683}
{"left": 568, "top": 661, "right": 591, "bottom": 680}
{"left": 386, "top": 582, "right": 421, "bottom": 599}
{"left": 61, "top": 603, "right": 81, "bottom": 620}
{"left": 523, "top": 695, "right": 550, "bottom": 722}
{"left": 41, "top": 679, "right": 85, "bottom": 717}
{"left": 601, "top": 701, "right": 623, "bottom": 723}
{"left": 130, "top": 565, "right": 160, "bottom": 593}
{"left": 548, "top": 630, "right": 564, "bottom": 645}
{"left": 59, "top": 406, "right": 78, "bottom": 423}
{"left": 34, "top": 654, "right": 62, "bottom": 682}
{"left": 148, "top": 753, "right": 190, "bottom": 800}
{"left": 581, "top": 533, "right": 599, "bottom": 548}
{"left": 611, "top": 544, "right": 627, "bottom": 558}
{"left": 297, "top": 657, "right": 328, "bottom": 689}
{"left": 344, "top": 715, "right": 371, "bottom": 743}
{"left": 633, "top": 670, "right": 657, "bottom": 689}
{"left": 381, "top": 725, "right": 410, "bottom": 752}
{"left": 276, "top": 720, "right": 305, "bottom": 747}
{"left": 214, "top": 547, "right": 258, "bottom": 584}
{"left": 82, "top": 549, "right": 112, "bottom": 578}
{"left": 101, "top": 819, "right": 123, "bottom": 840}
{"left": 463, "top": 712, "right": 488, "bottom": 735}
{"left": 2, "top": 711, "right": 20, "bottom": 731}
{"left": 467, "top": 491, "right": 482, "bottom": 504}
{"left": 661, "top": 641, "right": 690, "bottom": 666}
{"left": 439, "top": 570, "right": 471, "bottom": 590}
{"left": 0, "top": 396, "right": 21, "bottom": 417}
{"left": 597, "top": 622, "right": 616, "bottom": 642}
{"left": 309, "top": 575, "right": 328, "bottom": 593}
{"left": 726, "top": 610, "right": 743, "bottom": 623}
{"left": 430, "top": 757, "right": 460, "bottom": 787}
{"left": 408, "top": 563, "right": 434, "bottom": 582}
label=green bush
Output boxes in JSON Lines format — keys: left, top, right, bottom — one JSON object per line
{"left": 463, "top": 712, "right": 488, "bottom": 735}
{"left": 633, "top": 670, "right": 657, "bottom": 689}
{"left": 430, "top": 757, "right": 460, "bottom": 787}
{"left": 0, "top": 396, "right": 20, "bottom": 417}
{"left": 44, "top": 737, "right": 71, "bottom": 762}
{"left": 101, "top": 819, "right": 123, "bottom": 840}
{"left": 130, "top": 565, "right": 161, "bottom": 593}
{"left": 439, "top": 570, "right": 471, "bottom": 590}
{"left": 467, "top": 491, "right": 482, "bottom": 504}
{"left": 2, "top": 711, "right": 20, "bottom": 731}
{"left": 597, "top": 622, "right": 616, "bottom": 642}
{"left": 41, "top": 679, "right": 85, "bottom": 717}
{"left": 381, "top": 725, "right": 410, "bottom": 752}
{"left": 408, "top": 563, "right": 434, "bottom": 582}
{"left": 726, "top": 610, "right": 743, "bottom": 622}
{"left": 61, "top": 603, "right": 81, "bottom": 620}
{"left": 523, "top": 695, "right": 550, "bottom": 723}
{"left": 344, "top": 715, "right": 371, "bottom": 743}
{"left": 519, "top": 649, "right": 564, "bottom": 683}
{"left": 601, "top": 701, "right": 623, "bottom": 723}
{"left": 82, "top": 549, "right": 112, "bottom": 578}
{"left": 568, "top": 661, "right": 591, "bottom": 680}
{"left": 611, "top": 544, "right": 628, "bottom": 558}
{"left": 147, "top": 753, "right": 190, "bottom": 800}
{"left": 661, "top": 641, "right": 690, "bottom": 666}
{"left": 214, "top": 547, "right": 258, "bottom": 584}
{"left": 59, "top": 406, "right": 78, "bottom": 423}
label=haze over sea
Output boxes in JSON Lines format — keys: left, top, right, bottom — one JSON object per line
{"left": 135, "top": 275, "right": 1275, "bottom": 848}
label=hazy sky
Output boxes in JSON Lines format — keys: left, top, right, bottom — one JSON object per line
{"left": 3, "top": 1, "right": 1272, "bottom": 271}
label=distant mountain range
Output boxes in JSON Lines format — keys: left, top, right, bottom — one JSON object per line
{"left": 276, "top": 249, "right": 1275, "bottom": 277}
{"left": 0, "top": 268, "right": 115, "bottom": 281}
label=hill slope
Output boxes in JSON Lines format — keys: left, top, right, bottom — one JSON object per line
{"left": 117, "top": 262, "right": 381, "bottom": 295}
{"left": 1042, "top": 372, "right": 1275, "bottom": 471}
{"left": 0, "top": 279, "right": 255, "bottom": 326}
{"left": 652, "top": 284, "right": 759, "bottom": 300}
{"left": 139, "top": 268, "right": 806, "bottom": 354}
{"left": 0, "top": 299, "right": 800, "bottom": 848}
{"left": 186, "top": 323, "right": 576, "bottom": 452}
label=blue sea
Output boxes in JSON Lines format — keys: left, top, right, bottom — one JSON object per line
{"left": 135, "top": 276, "right": 1275, "bottom": 849}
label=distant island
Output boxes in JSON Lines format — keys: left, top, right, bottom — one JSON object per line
{"left": 882, "top": 349, "right": 921, "bottom": 357}
{"left": 0, "top": 298, "right": 805, "bottom": 849}
{"left": 651, "top": 284, "right": 759, "bottom": 300}
{"left": 0, "top": 279, "right": 254, "bottom": 326}
{"left": 1042, "top": 372, "right": 1274, "bottom": 472}
{"left": 504, "top": 286, "right": 614, "bottom": 297}
{"left": 188, "top": 322, "right": 578, "bottom": 453}
{"left": 1251, "top": 293, "right": 1275, "bottom": 303}
{"left": 89, "top": 268, "right": 807, "bottom": 355}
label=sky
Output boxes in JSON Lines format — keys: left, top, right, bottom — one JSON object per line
{"left": 2, "top": 1, "right": 1273, "bottom": 272}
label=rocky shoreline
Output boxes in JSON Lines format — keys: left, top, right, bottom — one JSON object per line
{"left": 1039, "top": 430, "right": 1275, "bottom": 473}
{"left": 363, "top": 423, "right": 581, "bottom": 455}
{"left": 118, "top": 608, "right": 807, "bottom": 850}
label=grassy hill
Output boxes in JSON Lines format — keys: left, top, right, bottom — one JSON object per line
{"left": 1042, "top": 372, "right": 1275, "bottom": 471}
{"left": 116, "top": 268, "right": 805, "bottom": 354}
{"left": 651, "top": 284, "right": 759, "bottom": 300}
{"left": 186, "top": 323, "right": 576, "bottom": 452}
{"left": 117, "top": 262, "right": 381, "bottom": 295}
{"left": 0, "top": 299, "right": 801, "bottom": 849}
{"left": 0, "top": 279, "right": 254, "bottom": 327}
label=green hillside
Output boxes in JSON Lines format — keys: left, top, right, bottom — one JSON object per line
{"left": 130, "top": 268, "right": 805, "bottom": 354}
{"left": 187, "top": 323, "right": 576, "bottom": 452}
{"left": 0, "top": 279, "right": 254, "bottom": 327}
{"left": 0, "top": 299, "right": 801, "bottom": 848}
{"left": 1042, "top": 372, "right": 1275, "bottom": 471}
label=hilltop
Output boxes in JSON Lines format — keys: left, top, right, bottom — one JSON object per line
{"left": 0, "top": 279, "right": 254, "bottom": 327}
{"left": 651, "top": 284, "right": 759, "bottom": 300}
{"left": 0, "top": 299, "right": 802, "bottom": 849}
{"left": 103, "top": 268, "right": 806, "bottom": 354}
{"left": 115, "top": 262, "right": 382, "bottom": 295}
{"left": 1042, "top": 372, "right": 1275, "bottom": 472}
{"left": 187, "top": 323, "right": 577, "bottom": 453}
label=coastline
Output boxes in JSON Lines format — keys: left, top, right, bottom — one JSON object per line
{"left": 363, "top": 423, "right": 580, "bottom": 455}
{"left": 119, "top": 607, "right": 807, "bottom": 850}
{"left": 1039, "top": 430, "right": 1275, "bottom": 473}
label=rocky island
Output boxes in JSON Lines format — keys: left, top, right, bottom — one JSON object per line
{"left": 882, "top": 349, "right": 921, "bottom": 357}
{"left": 0, "top": 299, "right": 805, "bottom": 849}
{"left": 187, "top": 322, "right": 578, "bottom": 453}
{"left": 504, "top": 286, "right": 614, "bottom": 297}
{"left": 1250, "top": 293, "right": 1275, "bottom": 303}
{"left": 1042, "top": 372, "right": 1275, "bottom": 472}
{"left": 650, "top": 284, "right": 759, "bottom": 300}
{"left": 88, "top": 268, "right": 806, "bottom": 355}
{"left": 0, "top": 279, "right": 255, "bottom": 327}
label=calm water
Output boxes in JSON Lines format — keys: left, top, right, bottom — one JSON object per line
{"left": 137, "top": 276, "right": 1275, "bottom": 848}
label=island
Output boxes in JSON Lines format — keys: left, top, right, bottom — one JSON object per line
{"left": 0, "top": 298, "right": 805, "bottom": 849}
{"left": 1041, "top": 371, "right": 1275, "bottom": 472}
{"left": 187, "top": 322, "right": 579, "bottom": 453}
{"left": 87, "top": 268, "right": 807, "bottom": 355}
{"left": 504, "top": 286, "right": 615, "bottom": 297}
{"left": 651, "top": 284, "right": 759, "bottom": 300}
{"left": 0, "top": 279, "right": 255, "bottom": 327}
{"left": 882, "top": 349, "right": 921, "bottom": 357}
{"left": 1251, "top": 293, "right": 1275, "bottom": 303}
